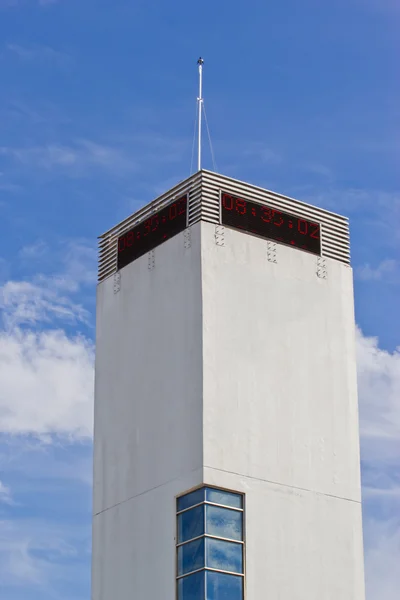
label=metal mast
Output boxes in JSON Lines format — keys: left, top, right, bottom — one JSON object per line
{"left": 197, "top": 57, "right": 204, "bottom": 171}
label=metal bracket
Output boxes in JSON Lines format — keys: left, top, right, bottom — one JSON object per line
{"left": 113, "top": 272, "right": 121, "bottom": 294}
{"left": 267, "top": 241, "right": 277, "bottom": 263}
{"left": 215, "top": 225, "right": 225, "bottom": 246}
{"left": 317, "top": 257, "right": 327, "bottom": 279}
{"left": 184, "top": 228, "right": 192, "bottom": 249}
{"left": 148, "top": 250, "right": 155, "bottom": 270}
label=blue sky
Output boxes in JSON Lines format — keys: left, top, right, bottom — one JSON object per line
{"left": 0, "top": 0, "right": 398, "bottom": 598}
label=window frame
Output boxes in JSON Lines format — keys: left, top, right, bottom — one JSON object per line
{"left": 176, "top": 485, "right": 245, "bottom": 600}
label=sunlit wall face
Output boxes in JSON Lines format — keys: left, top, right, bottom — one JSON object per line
{"left": 176, "top": 487, "right": 245, "bottom": 600}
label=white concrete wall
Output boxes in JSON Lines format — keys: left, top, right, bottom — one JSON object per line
{"left": 92, "top": 219, "right": 365, "bottom": 599}
{"left": 92, "top": 223, "right": 203, "bottom": 599}
{"left": 201, "top": 222, "right": 365, "bottom": 599}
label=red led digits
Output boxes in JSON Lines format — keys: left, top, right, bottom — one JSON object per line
{"left": 178, "top": 199, "right": 186, "bottom": 215}
{"left": 151, "top": 215, "right": 159, "bottom": 231}
{"left": 261, "top": 207, "right": 274, "bottom": 222}
{"left": 298, "top": 219, "right": 308, "bottom": 235}
{"left": 222, "top": 194, "right": 234, "bottom": 210}
{"left": 117, "top": 194, "right": 187, "bottom": 270}
{"left": 169, "top": 203, "right": 177, "bottom": 220}
{"left": 143, "top": 219, "right": 151, "bottom": 236}
{"left": 310, "top": 223, "right": 320, "bottom": 239}
{"left": 220, "top": 191, "right": 321, "bottom": 256}
{"left": 273, "top": 211, "right": 284, "bottom": 226}
{"left": 236, "top": 198, "right": 247, "bottom": 215}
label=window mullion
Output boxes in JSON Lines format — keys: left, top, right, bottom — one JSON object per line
{"left": 177, "top": 486, "right": 244, "bottom": 600}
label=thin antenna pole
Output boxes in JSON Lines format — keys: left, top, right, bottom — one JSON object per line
{"left": 197, "top": 57, "right": 204, "bottom": 171}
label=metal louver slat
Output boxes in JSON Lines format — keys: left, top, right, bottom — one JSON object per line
{"left": 98, "top": 170, "right": 351, "bottom": 282}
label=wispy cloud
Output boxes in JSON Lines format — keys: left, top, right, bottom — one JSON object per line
{"left": 0, "top": 0, "right": 60, "bottom": 7}
{"left": 357, "top": 259, "right": 400, "bottom": 284}
{"left": 18, "top": 240, "right": 47, "bottom": 260}
{"left": 357, "top": 327, "right": 400, "bottom": 463}
{"left": 364, "top": 518, "right": 400, "bottom": 600}
{"left": 5, "top": 42, "right": 70, "bottom": 66}
{"left": 1, "top": 99, "right": 70, "bottom": 127}
{"left": 0, "top": 480, "right": 13, "bottom": 505}
{"left": 357, "top": 0, "right": 400, "bottom": 17}
{"left": 242, "top": 142, "right": 282, "bottom": 165}
{"left": 296, "top": 187, "right": 400, "bottom": 253}
{"left": 0, "top": 134, "right": 189, "bottom": 180}
{"left": 0, "top": 516, "right": 90, "bottom": 590}
{"left": 1, "top": 239, "right": 96, "bottom": 328}
{"left": 302, "top": 162, "right": 334, "bottom": 181}
{"left": 0, "top": 171, "right": 21, "bottom": 193}
{"left": 0, "top": 280, "right": 89, "bottom": 328}
{"left": 0, "top": 140, "right": 132, "bottom": 175}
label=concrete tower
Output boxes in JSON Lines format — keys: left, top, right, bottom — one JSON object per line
{"left": 92, "top": 170, "right": 366, "bottom": 599}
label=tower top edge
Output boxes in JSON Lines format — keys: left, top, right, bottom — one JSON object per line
{"left": 98, "top": 170, "right": 348, "bottom": 241}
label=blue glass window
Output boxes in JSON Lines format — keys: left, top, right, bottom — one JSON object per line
{"left": 178, "top": 538, "right": 205, "bottom": 576}
{"left": 205, "top": 505, "right": 243, "bottom": 541}
{"left": 205, "top": 538, "right": 243, "bottom": 574}
{"left": 177, "top": 488, "right": 205, "bottom": 512}
{"left": 206, "top": 571, "right": 243, "bottom": 599}
{"left": 177, "top": 487, "right": 244, "bottom": 599}
{"left": 177, "top": 570, "right": 205, "bottom": 600}
{"left": 178, "top": 505, "right": 205, "bottom": 544}
{"left": 205, "top": 488, "right": 242, "bottom": 509}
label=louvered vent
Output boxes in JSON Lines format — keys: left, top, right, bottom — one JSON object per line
{"left": 98, "top": 170, "right": 350, "bottom": 282}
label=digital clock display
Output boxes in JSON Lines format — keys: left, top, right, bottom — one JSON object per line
{"left": 117, "top": 195, "right": 187, "bottom": 270}
{"left": 221, "top": 192, "right": 321, "bottom": 255}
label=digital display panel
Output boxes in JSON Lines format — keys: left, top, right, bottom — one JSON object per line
{"left": 221, "top": 192, "right": 321, "bottom": 255}
{"left": 117, "top": 195, "right": 187, "bottom": 270}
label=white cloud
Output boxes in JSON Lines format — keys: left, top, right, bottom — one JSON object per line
{"left": 0, "top": 133, "right": 189, "bottom": 180}
{"left": 0, "top": 140, "right": 134, "bottom": 176}
{"left": 357, "top": 327, "right": 400, "bottom": 465}
{"left": 364, "top": 518, "right": 400, "bottom": 600}
{"left": 242, "top": 142, "right": 282, "bottom": 165}
{"left": 0, "top": 171, "right": 21, "bottom": 193}
{"left": 0, "top": 480, "right": 13, "bottom": 504}
{"left": 5, "top": 43, "right": 69, "bottom": 65}
{"left": 357, "top": 259, "right": 400, "bottom": 283}
{"left": 356, "top": 327, "right": 400, "bottom": 600}
{"left": 1, "top": 239, "right": 96, "bottom": 328}
{"left": 0, "top": 280, "right": 89, "bottom": 328}
{"left": 0, "top": 328, "right": 94, "bottom": 439}
{"left": 0, "top": 528, "right": 43, "bottom": 586}
{"left": 18, "top": 240, "right": 47, "bottom": 260}
{"left": 0, "top": 0, "right": 60, "bottom": 7}
{"left": 298, "top": 188, "right": 400, "bottom": 250}
{"left": 0, "top": 241, "right": 96, "bottom": 439}
{"left": 0, "top": 517, "right": 89, "bottom": 589}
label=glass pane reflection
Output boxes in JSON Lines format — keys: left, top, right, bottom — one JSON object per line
{"left": 206, "top": 570, "right": 243, "bottom": 600}
{"left": 177, "top": 488, "right": 205, "bottom": 512}
{"left": 178, "top": 505, "right": 205, "bottom": 543}
{"left": 205, "top": 505, "right": 243, "bottom": 541}
{"left": 205, "top": 488, "right": 242, "bottom": 509}
{"left": 205, "top": 538, "right": 243, "bottom": 574}
{"left": 178, "top": 570, "right": 205, "bottom": 600}
{"left": 178, "top": 538, "right": 205, "bottom": 576}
